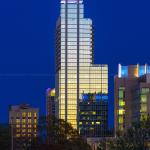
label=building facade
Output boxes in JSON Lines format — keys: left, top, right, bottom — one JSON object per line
{"left": 46, "top": 88, "right": 56, "bottom": 144}
{"left": 79, "top": 93, "right": 110, "bottom": 138}
{"left": 46, "top": 88, "right": 55, "bottom": 118}
{"left": 9, "top": 104, "right": 38, "bottom": 150}
{"left": 115, "top": 64, "right": 150, "bottom": 133}
{"left": 56, "top": 0, "right": 108, "bottom": 129}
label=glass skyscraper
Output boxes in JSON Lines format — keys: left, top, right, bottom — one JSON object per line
{"left": 56, "top": 0, "right": 108, "bottom": 129}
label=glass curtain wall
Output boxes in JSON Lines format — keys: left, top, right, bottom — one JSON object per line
{"left": 56, "top": 0, "right": 108, "bottom": 129}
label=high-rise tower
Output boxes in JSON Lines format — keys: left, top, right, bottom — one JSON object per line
{"left": 56, "top": 0, "right": 108, "bottom": 129}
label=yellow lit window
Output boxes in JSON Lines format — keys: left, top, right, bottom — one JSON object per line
{"left": 16, "top": 125, "right": 20, "bottom": 128}
{"left": 118, "top": 109, "right": 125, "bottom": 115}
{"left": 96, "top": 122, "right": 100, "bottom": 125}
{"left": 28, "top": 129, "right": 32, "bottom": 132}
{"left": 92, "top": 112, "right": 96, "bottom": 115}
{"left": 28, "top": 112, "right": 32, "bottom": 117}
{"left": 119, "top": 117, "right": 123, "bottom": 124}
{"left": 16, "top": 119, "right": 20, "bottom": 124}
{"left": 28, "top": 119, "right": 32, "bottom": 123}
{"left": 22, "top": 129, "right": 26, "bottom": 132}
{"left": 34, "top": 113, "right": 37, "bottom": 117}
{"left": 22, "top": 112, "right": 26, "bottom": 117}
{"left": 34, "top": 119, "right": 37, "bottom": 123}
{"left": 79, "top": 122, "right": 82, "bottom": 125}
{"left": 141, "top": 95, "right": 147, "bottom": 103}
{"left": 119, "top": 125, "right": 123, "bottom": 131}
{"left": 92, "top": 122, "right": 94, "bottom": 125}
{"left": 50, "top": 89, "right": 55, "bottom": 96}
{"left": 28, "top": 125, "right": 32, "bottom": 128}
{"left": 22, "top": 124, "right": 26, "bottom": 128}
{"left": 140, "top": 104, "right": 147, "bottom": 113}
{"left": 16, "top": 134, "right": 20, "bottom": 137}
{"left": 140, "top": 114, "right": 147, "bottom": 121}
{"left": 22, "top": 119, "right": 26, "bottom": 124}
{"left": 34, "top": 125, "right": 37, "bottom": 128}
{"left": 119, "top": 101, "right": 125, "bottom": 106}
{"left": 16, "top": 129, "right": 20, "bottom": 132}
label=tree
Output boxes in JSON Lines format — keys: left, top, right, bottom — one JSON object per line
{"left": 0, "top": 123, "right": 11, "bottom": 150}
{"left": 97, "top": 139, "right": 107, "bottom": 150}
{"left": 108, "top": 117, "right": 150, "bottom": 150}
{"left": 32, "top": 116, "right": 92, "bottom": 150}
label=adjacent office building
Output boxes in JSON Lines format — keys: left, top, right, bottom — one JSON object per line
{"left": 46, "top": 88, "right": 56, "bottom": 144}
{"left": 79, "top": 93, "right": 110, "bottom": 137}
{"left": 55, "top": 0, "right": 108, "bottom": 129}
{"left": 115, "top": 64, "right": 150, "bottom": 133}
{"left": 46, "top": 88, "right": 55, "bottom": 118}
{"left": 9, "top": 104, "right": 38, "bottom": 149}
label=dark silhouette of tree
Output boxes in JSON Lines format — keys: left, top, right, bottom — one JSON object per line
{"left": 0, "top": 123, "right": 11, "bottom": 150}
{"left": 107, "top": 116, "right": 150, "bottom": 150}
{"left": 32, "top": 116, "right": 92, "bottom": 150}
{"left": 97, "top": 139, "right": 107, "bottom": 150}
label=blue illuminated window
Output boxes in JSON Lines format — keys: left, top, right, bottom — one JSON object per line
{"left": 139, "top": 66, "right": 145, "bottom": 77}
{"left": 147, "top": 66, "right": 150, "bottom": 74}
{"left": 121, "top": 66, "right": 128, "bottom": 77}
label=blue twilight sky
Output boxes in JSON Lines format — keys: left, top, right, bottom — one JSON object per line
{"left": 0, "top": 0, "right": 150, "bottom": 126}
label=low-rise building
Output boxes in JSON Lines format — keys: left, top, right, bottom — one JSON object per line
{"left": 9, "top": 104, "right": 39, "bottom": 150}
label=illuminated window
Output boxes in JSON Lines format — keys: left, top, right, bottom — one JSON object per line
{"left": 22, "top": 129, "right": 26, "bottom": 133}
{"left": 118, "top": 109, "right": 125, "bottom": 115}
{"left": 92, "top": 111, "right": 96, "bottom": 115}
{"left": 28, "top": 125, "right": 32, "bottom": 128}
{"left": 16, "top": 119, "right": 20, "bottom": 124}
{"left": 22, "top": 119, "right": 26, "bottom": 124}
{"left": 141, "top": 95, "right": 147, "bottom": 103}
{"left": 16, "top": 134, "right": 20, "bottom": 137}
{"left": 96, "top": 122, "right": 100, "bottom": 125}
{"left": 140, "top": 114, "right": 147, "bottom": 121}
{"left": 34, "top": 113, "right": 37, "bottom": 117}
{"left": 28, "top": 129, "right": 32, "bottom": 132}
{"left": 22, "top": 124, "right": 26, "bottom": 128}
{"left": 22, "top": 112, "right": 26, "bottom": 117}
{"left": 28, "top": 119, "right": 32, "bottom": 123}
{"left": 121, "top": 66, "right": 128, "bottom": 77}
{"left": 119, "top": 125, "right": 123, "bottom": 131}
{"left": 34, "top": 119, "right": 37, "bottom": 123}
{"left": 28, "top": 112, "right": 32, "bottom": 117}
{"left": 16, "top": 129, "right": 20, "bottom": 132}
{"left": 79, "top": 122, "right": 82, "bottom": 125}
{"left": 16, "top": 125, "right": 20, "bottom": 128}
{"left": 119, "top": 117, "right": 123, "bottom": 124}
{"left": 119, "top": 101, "right": 125, "bottom": 106}
{"left": 50, "top": 89, "right": 55, "bottom": 96}
{"left": 119, "top": 89, "right": 124, "bottom": 99}
{"left": 140, "top": 104, "right": 147, "bottom": 113}
{"left": 141, "top": 88, "right": 149, "bottom": 94}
